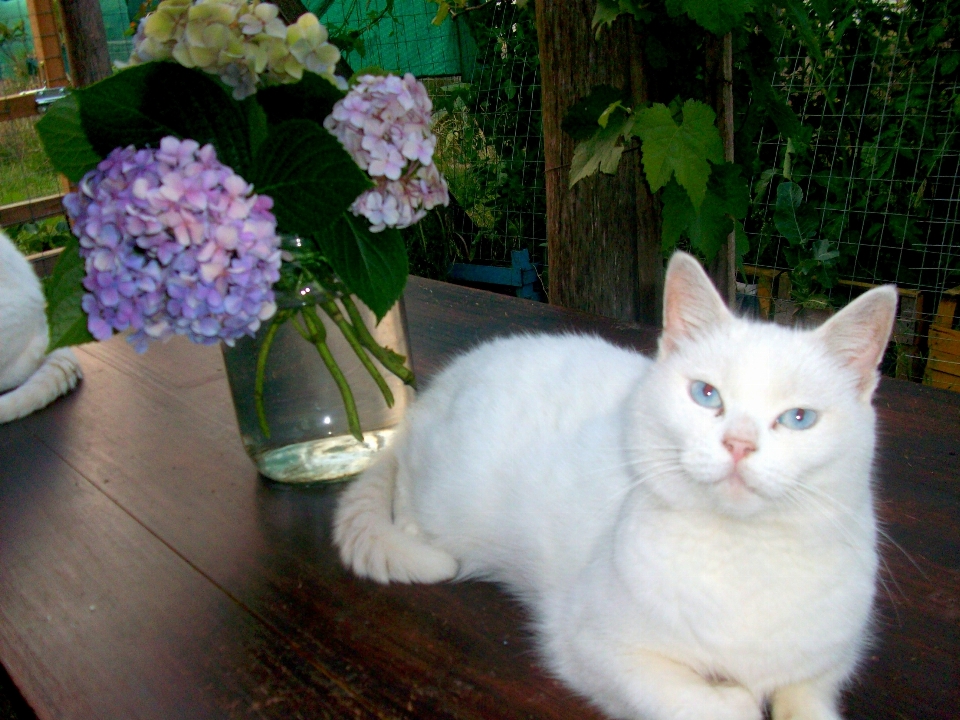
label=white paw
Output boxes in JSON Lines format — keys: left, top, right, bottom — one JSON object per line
{"left": 707, "top": 683, "right": 764, "bottom": 720}
{"left": 771, "top": 685, "right": 842, "bottom": 720}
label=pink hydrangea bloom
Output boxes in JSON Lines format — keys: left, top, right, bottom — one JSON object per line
{"left": 63, "top": 137, "right": 282, "bottom": 352}
{"left": 324, "top": 73, "right": 449, "bottom": 232}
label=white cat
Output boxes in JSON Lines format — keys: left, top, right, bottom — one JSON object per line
{"left": 0, "top": 230, "right": 82, "bottom": 424}
{"left": 334, "top": 252, "right": 897, "bottom": 720}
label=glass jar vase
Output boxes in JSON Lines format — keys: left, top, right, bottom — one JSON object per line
{"left": 222, "top": 290, "right": 414, "bottom": 483}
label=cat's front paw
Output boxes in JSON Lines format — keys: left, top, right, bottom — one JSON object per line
{"left": 705, "top": 683, "right": 764, "bottom": 720}
{"left": 770, "top": 682, "right": 842, "bottom": 720}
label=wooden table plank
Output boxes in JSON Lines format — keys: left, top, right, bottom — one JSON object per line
{"left": 0, "top": 277, "right": 958, "bottom": 719}
{"left": 0, "top": 431, "right": 384, "bottom": 719}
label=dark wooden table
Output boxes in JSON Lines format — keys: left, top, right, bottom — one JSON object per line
{"left": 1, "top": 277, "right": 958, "bottom": 720}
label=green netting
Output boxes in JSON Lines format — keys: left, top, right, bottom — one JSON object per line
{"left": 304, "top": 0, "right": 473, "bottom": 77}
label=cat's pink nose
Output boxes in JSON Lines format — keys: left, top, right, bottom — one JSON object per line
{"left": 723, "top": 437, "right": 756, "bottom": 464}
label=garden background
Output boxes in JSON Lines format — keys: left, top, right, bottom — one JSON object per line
{"left": 0, "top": 0, "right": 957, "bottom": 388}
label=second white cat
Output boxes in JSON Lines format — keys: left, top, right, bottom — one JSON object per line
{"left": 0, "top": 230, "right": 82, "bottom": 424}
{"left": 334, "top": 252, "right": 897, "bottom": 720}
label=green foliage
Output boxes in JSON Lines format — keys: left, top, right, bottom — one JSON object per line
{"left": 319, "top": 216, "right": 408, "bottom": 321}
{"left": 569, "top": 108, "right": 634, "bottom": 186}
{"left": 747, "top": 0, "right": 960, "bottom": 296}
{"left": 566, "top": 0, "right": 960, "bottom": 304}
{"left": 35, "top": 94, "right": 102, "bottom": 183}
{"left": 251, "top": 119, "right": 371, "bottom": 238}
{"left": 633, "top": 100, "right": 724, "bottom": 209}
{"left": 667, "top": 0, "right": 754, "bottom": 36}
{"left": 562, "top": 85, "right": 631, "bottom": 140}
{"left": 44, "top": 237, "right": 95, "bottom": 352}
{"left": 5, "top": 218, "right": 73, "bottom": 256}
{"left": 662, "top": 162, "right": 749, "bottom": 262}
{"left": 79, "top": 62, "right": 257, "bottom": 177}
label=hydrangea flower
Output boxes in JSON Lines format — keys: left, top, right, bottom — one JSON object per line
{"left": 63, "top": 136, "right": 282, "bottom": 352}
{"left": 122, "top": 0, "right": 340, "bottom": 100}
{"left": 324, "top": 73, "right": 450, "bottom": 232}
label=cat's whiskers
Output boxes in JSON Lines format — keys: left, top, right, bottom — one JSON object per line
{"left": 791, "top": 478, "right": 924, "bottom": 579}
{"left": 783, "top": 482, "right": 908, "bottom": 622}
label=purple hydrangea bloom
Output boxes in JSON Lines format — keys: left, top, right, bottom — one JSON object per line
{"left": 324, "top": 73, "right": 449, "bottom": 232}
{"left": 64, "top": 137, "right": 282, "bottom": 352}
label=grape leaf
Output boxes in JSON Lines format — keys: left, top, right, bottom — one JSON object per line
{"left": 592, "top": 0, "right": 623, "bottom": 34}
{"left": 661, "top": 163, "right": 748, "bottom": 262}
{"left": 774, "top": 181, "right": 818, "bottom": 246}
{"left": 251, "top": 119, "right": 372, "bottom": 237}
{"left": 562, "top": 85, "right": 631, "bottom": 141}
{"left": 708, "top": 162, "right": 749, "bottom": 219}
{"left": 568, "top": 110, "right": 634, "bottom": 186}
{"left": 634, "top": 100, "right": 723, "bottom": 209}
{"left": 661, "top": 179, "right": 732, "bottom": 262}
{"left": 592, "top": 0, "right": 654, "bottom": 34}
{"left": 679, "top": 0, "right": 754, "bottom": 35}
{"left": 35, "top": 93, "right": 102, "bottom": 182}
{"left": 319, "top": 214, "right": 408, "bottom": 320}
{"left": 44, "top": 237, "right": 95, "bottom": 351}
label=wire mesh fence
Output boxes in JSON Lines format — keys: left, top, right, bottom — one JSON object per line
{"left": 741, "top": 1, "right": 960, "bottom": 386}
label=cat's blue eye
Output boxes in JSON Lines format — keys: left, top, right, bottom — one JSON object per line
{"left": 777, "top": 408, "right": 818, "bottom": 430}
{"left": 690, "top": 381, "right": 723, "bottom": 410}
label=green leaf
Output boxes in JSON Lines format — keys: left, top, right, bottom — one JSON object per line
{"left": 734, "top": 220, "right": 749, "bottom": 258}
{"left": 431, "top": 1, "right": 450, "bottom": 25}
{"left": 562, "top": 85, "right": 631, "bottom": 140}
{"left": 251, "top": 119, "right": 371, "bottom": 237}
{"left": 634, "top": 100, "right": 723, "bottom": 209}
{"left": 44, "top": 237, "right": 95, "bottom": 351}
{"left": 591, "top": 0, "right": 651, "bottom": 34}
{"left": 568, "top": 111, "right": 634, "bottom": 186}
{"left": 773, "top": 181, "right": 818, "bottom": 246}
{"left": 679, "top": 0, "right": 753, "bottom": 35}
{"left": 708, "top": 162, "right": 749, "bottom": 220}
{"left": 592, "top": 0, "right": 623, "bottom": 34}
{"left": 320, "top": 215, "right": 408, "bottom": 320}
{"left": 779, "top": 0, "right": 825, "bottom": 65}
{"left": 78, "top": 62, "right": 255, "bottom": 176}
{"left": 660, "top": 177, "right": 734, "bottom": 263}
{"left": 35, "top": 93, "right": 102, "bottom": 182}
{"left": 242, "top": 96, "right": 269, "bottom": 158}
{"left": 747, "top": 68, "right": 801, "bottom": 140}
{"left": 256, "top": 71, "right": 345, "bottom": 128}
{"left": 660, "top": 164, "right": 746, "bottom": 261}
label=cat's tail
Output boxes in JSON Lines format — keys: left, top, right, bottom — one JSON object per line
{"left": 334, "top": 445, "right": 459, "bottom": 584}
{"left": 0, "top": 348, "right": 82, "bottom": 424}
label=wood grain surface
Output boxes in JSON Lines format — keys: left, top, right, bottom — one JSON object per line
{"left": 0, "top": 277, "right": 957, "bottom": 719}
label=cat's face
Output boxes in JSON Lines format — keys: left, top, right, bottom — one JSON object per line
{"left": 634, "top": 320, "right": 876, "bottom": 516}
{"left": 627, "top": 253, "right": 896, "bottom": 517}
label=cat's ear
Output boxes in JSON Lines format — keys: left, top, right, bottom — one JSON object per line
{"left": 659, "top": 252, "right": 731, "bottom": 356}
{"left": 816, "top": 285, "right": 898, "bottom": 400}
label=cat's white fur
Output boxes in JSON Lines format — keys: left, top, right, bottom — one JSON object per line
{"left": 0, "top": 230, "right": 82, "bottom": 424}
{"left": 334, "top": 252, "right": 897, "bottom": 720}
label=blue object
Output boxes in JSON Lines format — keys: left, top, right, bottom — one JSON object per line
{"left": 447, "top": 249, "right": 543, "bottom": 301}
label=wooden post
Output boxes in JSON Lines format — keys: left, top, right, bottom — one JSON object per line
{"left": 704, "top": 31, "right": 736, "bottom": 307}
{"left": 58, "top": 0, "right": 112, "bottom": 87}
{"left": 536, "top": 0, "right": 662, "bottom": 325}
{"left": 25, "top": 0, "right": 69, "bottom": 87}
